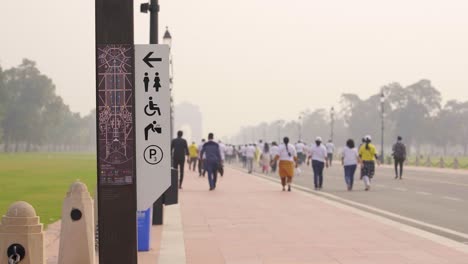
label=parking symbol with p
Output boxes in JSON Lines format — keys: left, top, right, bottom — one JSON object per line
{"left": 144, "top": 145, "right": 164, "bottom": 165}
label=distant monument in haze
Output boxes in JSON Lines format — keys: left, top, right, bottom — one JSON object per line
{"left": 174, "top": 102, "right": 203, "bottom": 142}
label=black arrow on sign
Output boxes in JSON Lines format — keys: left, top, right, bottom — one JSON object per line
{"left": 143, "top": 52, "right": 162, "bottom": 68}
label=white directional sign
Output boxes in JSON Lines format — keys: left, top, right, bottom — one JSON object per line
{"left": 135, "top": 44, "right": 171, "bottom": 211}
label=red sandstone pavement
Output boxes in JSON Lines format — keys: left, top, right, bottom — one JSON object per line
{"left": 179, "top": 166, "right": 468, "bottom": 264}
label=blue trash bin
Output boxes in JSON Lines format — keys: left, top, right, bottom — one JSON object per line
{"left": 137, "top": 208, "right": 152, "bottom": 251}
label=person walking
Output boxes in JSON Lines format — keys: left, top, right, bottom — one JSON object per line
{"left": 342, "top": 139, "right": 359, "bottom": 191}
{"left": 226, "top": 144, "right": 234, "bottom": 164}
{"left": 359, "top": 135, "right": 380, "bottom": 191}
{"left": 198, "top": 139, "right": 206, "bottom": 177}
{"left": 273, "top": 137, "right": 297, "bottom": 192}
{"left": 260, "top": 143, "right": 271, "bottom": 174}
{"left": 392, "top": 136, "right": 407, "bottom": 180}
{"left": 200, "top": 133, "right": 222, "bottom": 191}
{"left": 325, "top": 139, "right": 335, "bottom": 166}
{"left": 218, "top": 140, "right": 226, "bottom": 177}
{"left": 240, "top": 144, "right": 247, "bottom": 168}
{"left": 171, "top": 130, "right": 189, "bottom": 189}
{"left": 188, "top": 141, "right": 198, "bottom": 171}
{"left": 270, "top": 142, "right": 279, "bottom": 173}
{"left": 254, "top": 143, "right": 261, "bottom": 171}
{"left": 307, "top": 137, "right": 328, "bottom": 190}
{"left": 245, "top": 144, "right": 256, "bottom": 173}
{"left": 295, "top": 140, "right": 306, "bottom": 166}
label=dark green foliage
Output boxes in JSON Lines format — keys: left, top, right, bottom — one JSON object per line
{"left": 0, "top": 59, "right": 95, "bottom": 152}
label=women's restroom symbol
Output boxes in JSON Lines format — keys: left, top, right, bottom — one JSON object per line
{"left": 153, "top": 72, "right": 161, "bottom": 92}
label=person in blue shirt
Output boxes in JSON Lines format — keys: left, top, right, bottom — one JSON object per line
{"left": 200, "top": 133, "right": 222, "bottom": 190}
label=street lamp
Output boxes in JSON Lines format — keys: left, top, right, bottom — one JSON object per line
{"left": 330, "top": 107, "right": 335, "bottom": 142}
{"left": 380, "top": 89, "right": 385, "bottom": 163}
{"left": 276, "top": 121, "right": 282, "bottom": 143}
{"left": 140, "top": 0, "right": 160, "bottom": 44}
{"left": 163, "top": 26, "right": 172, "bottom": 47}
{"left": 298, "top": 115, "right": 303, "bottom": 141}
{"left": 163, "top": 27, "right": 173, "bottom": 138}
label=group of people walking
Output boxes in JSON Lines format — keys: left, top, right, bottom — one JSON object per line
{"left": 233, "top": 135, "right": 406, "bottom": 192}
{"left": 172, "top": 131, "right": 235, "bottom": 191}
{"left": 172, "top": 129, "right": 407, "bottom": 193}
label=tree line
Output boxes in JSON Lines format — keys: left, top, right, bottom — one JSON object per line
{"left": 232, "top": 79, "right": 468, "bottom": 157}
{"left": 0, "top": 59, "right": 95, "bottom": 152}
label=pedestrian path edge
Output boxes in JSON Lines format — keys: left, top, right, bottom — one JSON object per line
{"left": 236, "top": 167, "right": 468, "bottom": 255}
{"left": 157, "top": 204, "right": 186, "bottom": 264}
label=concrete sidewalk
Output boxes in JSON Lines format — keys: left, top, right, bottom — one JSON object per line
{"left": 176, "top": 166, "right": 468, "bottom": 264}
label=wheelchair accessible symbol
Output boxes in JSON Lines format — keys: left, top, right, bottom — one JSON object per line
{"left": 144, "top": 145, "right": 164, "bottom": 165}
{"left": 144, "top": 97, "right": 161, "bottom": 116}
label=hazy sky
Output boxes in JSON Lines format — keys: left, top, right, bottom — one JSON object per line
{"left": 1, "top": 0, "right": 468, "bottom": 138}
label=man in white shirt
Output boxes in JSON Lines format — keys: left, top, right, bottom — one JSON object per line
{"left": 218, "top": 140, "right": 226, "bottom": 177}
{"left": 295, "top": 140, "right": 306, "bottom": 166}
{"left": 240, "top": 144, "right": 247, "bottom": 168}
{"left": 308, "top": 137, "right": 329, "bottom": 190}
{"left": 245, "top": 144, "right": 256, "bottom": 173}
{"left": 270, "top": 142, "right": 279, "bottom": 173}
{"left": 325, "top": 139, "right": 335, "bottom": 166}
{"left": 198, "top": 139, "right": 206, "bottom": 177}
{"left": 218, "top": 140, "right": 226, "bottom": 161}
{"left": 226, "top": 144, "right": 234, "bottom": 164}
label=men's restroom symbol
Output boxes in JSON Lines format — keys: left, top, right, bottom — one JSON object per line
{"left": 144, "top": 97, "right": 161, "bottom": 116}
{"left": 144, "top": 72, "right": 150, "bottom": 92}
{"left": 144, "top": 121, "right": 162, "bottom": 141}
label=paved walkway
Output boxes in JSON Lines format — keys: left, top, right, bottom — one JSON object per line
{"left": 178, "top": 166, "right": 468, "bottom": 264}
{"left": 43, "top": 165, "right": 468, "bottom": 263}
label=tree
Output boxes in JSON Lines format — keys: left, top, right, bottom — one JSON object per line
{"left": 0, "top": 66, "right": 6, "bottom": 143}
{"left": 1, "top": 59, "right": 97, "bottom": 152}
{"left": 1, "top": 59, "right": 56, "bottom": 151}
{"left": 391, "top": 80, "right": 441, "bottom": 153}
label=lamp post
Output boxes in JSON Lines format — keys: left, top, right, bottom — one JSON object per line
{"left": 140, "top": 0, "right": 160, "bottom": 44}
{"left": 163, "top": 27, "right": 173, "bottom": 138}
{"left": 380, "top": 89, "right": 385, "bottom": 163}
{"left": 276, "top": 121, "right": 282, "bottom": 143}
{"left": 298, "top": 115, "right": 303, "bottom": 141}
{"left": 330, "top": 107, "right": 335, "bottom": 142}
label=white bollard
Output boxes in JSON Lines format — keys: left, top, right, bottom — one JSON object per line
{"left": 58, "top": 181, "right": 95, "bottom": 264}
{"left": 0, "top": 201, "right": 45, "bottom": 264}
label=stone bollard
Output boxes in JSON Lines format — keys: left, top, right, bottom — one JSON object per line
{"left": 58, "top": 181, "right": 95, "bottom": 264}
{"left": 415, "top": 156, "right": 420, "bottom": 166}
{"left": 453, "top": 157, "right": 459, "bottom": 169}
{"left": 0, "top": 201, "right": 45, "bottom": 264}
{"left": 439, "top": 157, "right": 445, "bottom": 168}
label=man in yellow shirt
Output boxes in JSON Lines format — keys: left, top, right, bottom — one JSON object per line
{"left": 358, "top": 135, "right": 380, "bottom": 191}
{"left": 188, "top": 142, "right": 198, "bottom": 171}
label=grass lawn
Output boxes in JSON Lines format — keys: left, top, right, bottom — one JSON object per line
{"left": 406, "top": 156, "right": 468, "bottom": 169}
{"left": 0, "top": 153, "right": 96, "bottom": 227}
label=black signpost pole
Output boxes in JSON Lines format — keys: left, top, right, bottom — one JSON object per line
{"left": 150, "top": 0, "right": 159, "bottom": 45}
{"left": 149, "top": 0, "right": 165, "bottom": 226}
{"left": 95, "top": 0, "right": 137, "bottom": 263}
{"left": 141, "top": 0, "right": 166, "bottom": 226}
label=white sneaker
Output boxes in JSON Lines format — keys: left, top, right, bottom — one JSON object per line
{"left": 296, "top": 168, "right": 302, "bottom": 176}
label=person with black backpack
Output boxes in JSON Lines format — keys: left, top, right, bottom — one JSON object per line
{"left": 392, "top": 136, "right": 407, "bottom": 180}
